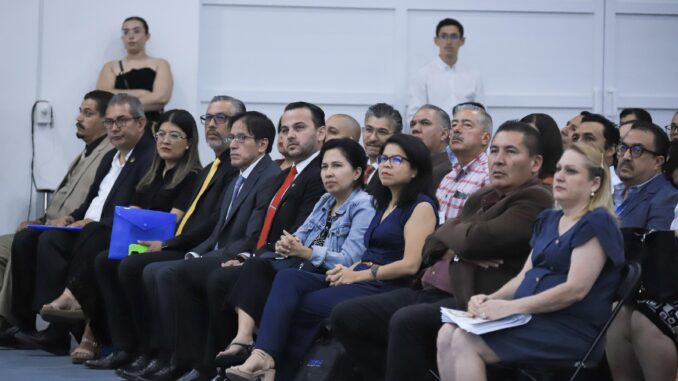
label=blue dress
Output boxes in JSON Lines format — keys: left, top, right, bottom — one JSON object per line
{"left": 483, "top": 208, "right": 624, "bottom": 362}
{"left": 255, "top": 194, "right": 437, "bottom": 380}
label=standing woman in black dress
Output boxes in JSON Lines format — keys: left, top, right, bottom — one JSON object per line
{"left": 96, "top": 16, "right": 173, "bottom": 133}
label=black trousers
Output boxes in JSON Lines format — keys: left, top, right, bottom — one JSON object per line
{"left": 10, "top": 228, "right": 44, "bottom": 330}
{"left": 90, "top": 251, "right": 183, "bottom": 353}
{"left": 160, "top": 256, "right": 236, "bottom": 370}
{"left": 104, "top": 249, "right": 186, "bottom": 354}
{"left": 33, "top": 222, "right": 111, "bottom": 310}
{"left": 330, "top": 287, "right": 456, "bottom": 381}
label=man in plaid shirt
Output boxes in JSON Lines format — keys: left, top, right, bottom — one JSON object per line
{"left": 435, "top": 103, "right": 492, "bottom": 223}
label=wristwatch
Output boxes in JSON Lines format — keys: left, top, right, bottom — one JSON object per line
{"left": 370, "top": 264, "right": 380, "bottom": 281}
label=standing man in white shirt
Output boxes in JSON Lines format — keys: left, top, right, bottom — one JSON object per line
{"left": 407, "top": 18, "right": 484, "bottom": 123}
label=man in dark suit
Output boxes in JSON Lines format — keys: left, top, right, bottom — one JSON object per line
{"left": 137, "top": 102, "right": 326, "bottom": 381}
{"left": 10, "top": 93, "right": 154, "bottom": 354}
{"left": 332, "top": 121, "right": 554, "bottom": 381}
{"left": 83, "top": 96, "right": 244, "bottom": 371}
{"left": 362, "top": 103, "right": 402, "bottom": 194}
{"left": 613, "top": 120, "right": 678, "bottom": 230}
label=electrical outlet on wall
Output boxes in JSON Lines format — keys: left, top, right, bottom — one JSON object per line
{"left": 33, "top": 100, "right": 52, "bottom": 127}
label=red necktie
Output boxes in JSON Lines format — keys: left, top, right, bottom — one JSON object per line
{"left": 364, "top": 165, "right": 375, "bottom": 185}
{"left": 256, "top": 165, "right": 298, "bottom": 250}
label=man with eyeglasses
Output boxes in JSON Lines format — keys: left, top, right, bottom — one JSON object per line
{"left": 571, "top": 113, "right": 621, "bottom": 191}
{"left": 124, "top": 111, "right": 281, "bottom": 381}
{"left": 666, "top": 111, "right": 678, "bottom": 141}
{"left": 90, "top": 95, "right": 244, "bottom": 374}
{"left": 406, "top": 18, "right": 484, "bottom": 124}
{"left": 363, "top": 103, "right": 403, "bottom": 194}
{"left": 11, "top": 93, "right": 155, "bottom": 354}
{"left": 0, "top": 90, "right": 115, "bottom": 346}
{"left": 613, "top": 120, "right": 678, "bottom": 229}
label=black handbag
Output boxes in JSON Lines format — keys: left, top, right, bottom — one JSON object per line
{"left": 293, "top": 329, "right": 352, "bottom": 381}
{"left": 621, "top": 228, "right": 678, "bottom": 302}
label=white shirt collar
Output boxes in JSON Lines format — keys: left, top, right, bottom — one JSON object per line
{"left": 294, "top": 150, "right": 320, "bottom": 176}
{"left": 435, "top": 55, "right": 457, "bottom": 71}
{"left": 240, "top": 155, "right": 265, "bottom": 179}
{"left": 112, "top": 148, "right": 134, "bottom": 167}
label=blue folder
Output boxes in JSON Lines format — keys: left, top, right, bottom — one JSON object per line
{"left": 108, "top": 206, "right": 176, "bottom": 259}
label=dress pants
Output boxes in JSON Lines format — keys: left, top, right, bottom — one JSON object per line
{"left": 33, "top": 222, "right": 111, "bottom": 310}
{"left": 255, "top": 268, "right": 400, "bottom": 381}
{"left": 10, "top": 228, "right": 46, "bottom": 330}
{"left": 0, "top": 233, "right": 14, "bottom": 325}
{"left": 156, "top": 256, "right": 236, "bottom": 370}
{"left": 110, "top": 250, "right": 186, "bottom": 354}
{"left": 330, "top": 287, "right": 456, "bottom": 381}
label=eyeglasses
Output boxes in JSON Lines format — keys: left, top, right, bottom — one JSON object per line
{"left": 437, "top": 33, "right": 461, "bottom": 41}
{"left": 200, "top": 113, "right": 230, "bottom": 126}
{"left": 102, "top": 116, "right": 140, "bottom": 129}
{"left": 226, "top": 134, "right": 256, "bottom": 144}
{"left": 154, "top": 130, "right": 187, "bottom": 143}
{"left": 377, "top": 154, "right": 410, "bottom": 166}
{"left": 616, "top": 143, "right": 660, "bottom": 159}
{"left": 363, "top": 126, "right": 393, "bottom": 138}
{"left": 665, "top": 123, "right": 678, "bottom": 133}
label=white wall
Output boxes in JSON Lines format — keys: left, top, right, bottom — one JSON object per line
{"left": 1, "top": 0, "right": 677, "bottom": 232}
{"left": 0, "top": 0, "right": 200, "bottom": 232}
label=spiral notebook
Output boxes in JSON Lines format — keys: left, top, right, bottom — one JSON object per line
{"left": 440, "top": 307, "right": 531, "bottom": 335}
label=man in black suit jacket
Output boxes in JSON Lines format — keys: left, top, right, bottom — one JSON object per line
{"left": 139, "top": 103, "right": 327, "bottom": 381}
{"left": 11, "top": 94, "right": 154, "bottom": 354}
{"left": 115, "top": 111, "right": 282, "bottom": 380}
{"left": 83, "top": 96, "right": 244, "bottom": 372}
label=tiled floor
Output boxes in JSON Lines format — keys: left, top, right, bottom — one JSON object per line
{"left": 0, "top": 347, "right": 119, "bottom": 381}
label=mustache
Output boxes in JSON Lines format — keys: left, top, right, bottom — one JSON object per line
{"left": 76, "top": 123, "right": 84, "bottom": 129}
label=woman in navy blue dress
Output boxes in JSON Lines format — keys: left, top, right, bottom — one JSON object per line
{"left": 436, "top": 143, "right": 624, "bottom": 381}
{"left": 226, "top": 134, "right": 439, "bottom": 381}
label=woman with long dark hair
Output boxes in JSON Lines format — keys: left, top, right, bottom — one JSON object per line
{"left": 226, "top": 134, "right": 439, "bottom": 381}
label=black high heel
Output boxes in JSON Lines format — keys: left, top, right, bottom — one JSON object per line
{"left": 214, "top": 342, "right": 254, "bottom": 368}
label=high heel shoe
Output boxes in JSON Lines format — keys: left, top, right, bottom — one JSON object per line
{"left": 214, "top": 342, "right": 254, "bottom": 368}
{"left": 224, "top": 349, "right": 275, "bottom": 381}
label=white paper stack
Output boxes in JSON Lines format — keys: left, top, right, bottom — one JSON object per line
{"left": 440, "top": 307, "right": 531, "bottom": 335}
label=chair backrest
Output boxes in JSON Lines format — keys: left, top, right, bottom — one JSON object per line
{"left": 570, "top": 261, "right": 642, "bottom": 381}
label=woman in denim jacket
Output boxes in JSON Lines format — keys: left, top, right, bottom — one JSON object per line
{"left": 211, "top": 138, "right": 375, "bottom": 370}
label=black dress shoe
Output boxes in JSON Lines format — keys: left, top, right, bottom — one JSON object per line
{"left": 0, "top": 325, "right": 20, "bottom": 347}
{"left": 138, "top": 364, "right": 191, "bottom": 381}
{"left": 84, "top": 350, "right": 133, "bottom": 369}
{"left": 177, "top": 369, "right": 216, "bottom": 381}
{"left": 119, "top": 358, "right": 166, "bottom": 380}
{"left": 13, "top": 328, "right": 70, "bottom": 355}
{"left": 115, "top": 353, "right": 151, "bottom": 376}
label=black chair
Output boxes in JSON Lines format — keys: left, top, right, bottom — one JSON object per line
{"left": 490, "top": 261, "right": 642, "bottom": 381}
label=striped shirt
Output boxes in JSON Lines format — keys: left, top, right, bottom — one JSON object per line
{"left": 435, "top": 152, "right": 489, "bottom": 223}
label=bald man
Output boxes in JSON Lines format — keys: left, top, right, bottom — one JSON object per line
{"left": 325, "top": 114, "right": 361, "bottom": 141}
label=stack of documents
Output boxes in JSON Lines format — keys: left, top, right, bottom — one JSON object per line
{"left": 440, "top": 307, "right": 531, "bottom": 335}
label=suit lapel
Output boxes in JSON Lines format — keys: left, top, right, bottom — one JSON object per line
{"left": 619, "top": 176, "right": 662, "bottom": 220}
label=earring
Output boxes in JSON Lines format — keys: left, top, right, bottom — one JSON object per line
{"left": 590, "top": 191, "right": 595, "bottom": 197}
{"left": 185, "top": 146, "right": 189, "bottom": 150}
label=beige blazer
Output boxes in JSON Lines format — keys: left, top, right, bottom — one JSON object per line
{"left": 44, "top": 137, "right": 114, "bottom": 220}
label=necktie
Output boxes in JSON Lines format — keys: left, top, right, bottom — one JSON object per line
{"left": 225, "top": 175, "right": 245, "bottom": 220}
{"left": 364, "top": 165, "right": 375, "bottom": 185}
{"left": 256, "top": 165, "right": 298, "bottom": 250}
{"left": 175, "top": 158, "right": 221, "bottom": 235}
